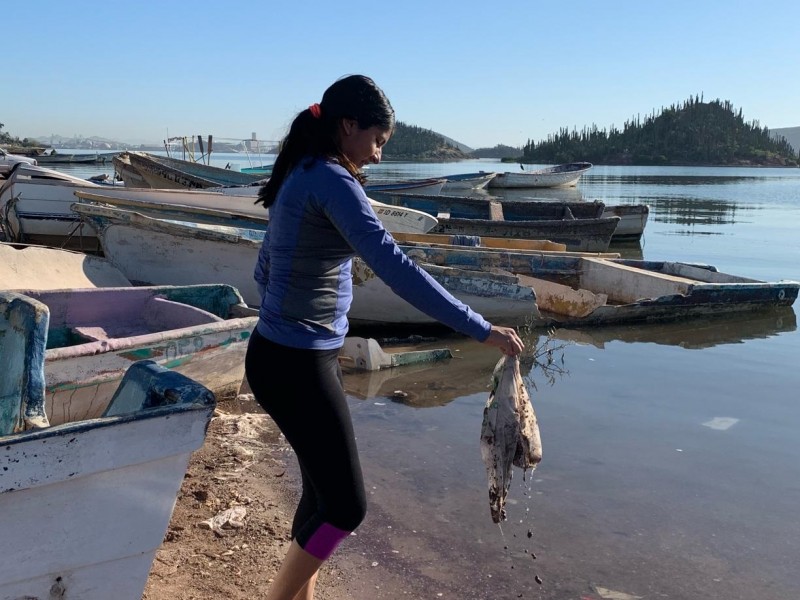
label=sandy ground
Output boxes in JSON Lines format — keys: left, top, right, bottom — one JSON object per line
{"left": 141, "top": 395, "right": 354, "bottom": 600}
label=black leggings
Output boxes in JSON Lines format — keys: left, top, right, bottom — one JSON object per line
{"left": 244, "top": 328, "right": 366, "bottom": 560}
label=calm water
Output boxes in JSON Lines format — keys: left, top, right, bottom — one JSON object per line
{"left": 54, "top": 156, "right": 800, "bottom": 599}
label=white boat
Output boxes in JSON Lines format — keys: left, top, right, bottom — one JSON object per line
{"left": 601, "top": 203, "right": 650, "bottom": 242}
{"left": 1, "top": 289, "right": 215, "bottom": 600}
{"left": 364, "top": 177, "right": 447, "bottom": 195}
{"left": 71, "top": 202, "right": 542, "bottom": 326}
{"left": 391, "top": 242, "right": 800, "bottom": 326}
{"left": 1, "top": 243, "right": 258, "bottom": 426}
{"left": 0, "top": 164, "right": 438, "bottom": 247}
{"left": 488, "top": 162, "right": 593, "bottom": 189}
{"left": 441, "top": 171, "right": 497, "bottom": 191}
{"left": 113, "top": 150, "right": 265, "bottom": 189}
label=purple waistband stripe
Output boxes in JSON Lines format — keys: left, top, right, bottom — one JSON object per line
{"left": 304, "top": 522, "right": 351, "bottom": 560}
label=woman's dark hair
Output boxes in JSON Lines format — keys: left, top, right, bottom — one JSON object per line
{"left": 256, "top": 74, "right": 395, "bottom": 207}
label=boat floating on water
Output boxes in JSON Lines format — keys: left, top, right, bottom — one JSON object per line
{"left": 488, "top": 161, "right": 593, "bottom": 189}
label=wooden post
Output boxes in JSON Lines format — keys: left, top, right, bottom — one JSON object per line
{"left": 207, "top": 135, "right": 213, "bottom": 163}
{"left": 197, "top": 135, "right": 205, "bottom": 164}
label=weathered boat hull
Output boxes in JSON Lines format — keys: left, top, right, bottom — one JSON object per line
{"left": 371, "top": 190, "right": 647, "bottom": 243}
{"left": 368, "top": 190, "right": 617, "bottom": 251}
{"left": 363, "top": 177, "right": 447, "bottom": 195}
{"left": 115, "top": 150, "right": 264, "bottom": 189}
{"left": 602, "top": 203, "right": 650, "bottom": 242}
{"left": 442, "top": 171, "right": 497, "bottom": 191}
{"left": 0, "top": 300, "right": 215, "bottom": 600}
{"left": 365, "top": 243, "right": 800, "bottom": 326}
{"left": 369, "top": 190, "right": 606, "bottom": 220}
{"left": 0, "top": 165, "right": 437, "bottom": 247}
{"left": 72, "top": 203, "right": 541, "bottom": 326}
{"left": 349, "top": 259, "right": 540, "bottom": 327}
{"left": 35, "top": 153, "right": 103, "bottom": 164}
{"left": 20, "top": 284, "right": 256, "bottom": 425}
{"left": 432, "top": 215, "right": 620, "bottom": 252}
{"left": 488, "top": 162, "right": 593, "bottom": 189}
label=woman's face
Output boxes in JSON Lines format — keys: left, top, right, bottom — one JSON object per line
{"left": 339, "top": 120, "right": 392, "bottom": 167}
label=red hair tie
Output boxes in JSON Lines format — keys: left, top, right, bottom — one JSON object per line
{"left": 309, "top": 103, "right": 322, "bottom": 119}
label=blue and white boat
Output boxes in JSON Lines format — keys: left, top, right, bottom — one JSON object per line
{"left": 1, "top": 290, "right": 216, "bottom": 600}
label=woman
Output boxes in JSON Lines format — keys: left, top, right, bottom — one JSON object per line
{"left": 245, "top": 74, "right": 524, "bottom": 600}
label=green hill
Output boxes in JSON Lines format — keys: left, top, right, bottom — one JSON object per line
{"left": 520, "top": 96, "right": 798, "bottom": 167}
{"left": 471, "top": 144, "right": 523, "bottom": 159}
{"left": 382, "top": 122, "right": 470, "bottom": 161}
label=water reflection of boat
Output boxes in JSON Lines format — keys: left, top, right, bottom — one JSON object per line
{"left": 343, "top": 334, "right": 558, "bottom": 408}
{"left": 550, "top": 307, "right": 797, "bottom": 349}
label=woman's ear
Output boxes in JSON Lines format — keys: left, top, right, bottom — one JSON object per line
{"left": 340, "top": 118, "right": 357, "bottom": 137}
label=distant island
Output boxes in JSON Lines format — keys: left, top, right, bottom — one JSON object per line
{"left": 3, "top": 96, "right": 798, "bottom": 166}
{"left": 379, "top": 98, "right": 798, "bottom": 166}
{"left": 517, "top": 95, "right": 798, "bottom": 167}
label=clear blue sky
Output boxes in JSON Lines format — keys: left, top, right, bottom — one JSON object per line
{"left": 4, "top": 1, "right": 798, "bottom": 149}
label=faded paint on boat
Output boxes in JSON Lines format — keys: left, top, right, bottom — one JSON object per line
{"left": 73, "top": 203, "right": 544, "bottom": 326}
{"left": 14, "top": 285, "right": 256, "bottom": 426}
{"left": 348, "top": 258, "right": 541, "bottom": 327}
{"left": 73, "top": 202, "right": 265, "bottom": 304}
{"left": 368, "top": 243, "right": 800, "bottom": 325}
{"left": 392, "top": 231, "right": 568, "bottom": 252}
{"left": 369, "top": 190, "right": 606, "bottom": 221}
{"left": 529, "top": 257, "right": 800, "bottom": 325}
{"left": 488, "top": 162, "right": 593, "bottom": 189}
{"left": 0, "top": 292, "right": 49, "bottom": 435}
{"left": 371, "top": 189, "right": 648, "bottom": 243}
{"left": 117, "top": 150, "right": 264, "bottom": 189}
{"left": 432, "top": 215, "right": 620, "bottom": 252}
{"left": 601, "top": 203, "right": 650, "bottom": 242}
{"left": 516, "top": 274, "right": 608, "bottom": 318}
{"left": 0, "top": 357, "right": 215, "bottom": 600}
{"left": 442, "top": 171, "right": 497, "bottom": 190}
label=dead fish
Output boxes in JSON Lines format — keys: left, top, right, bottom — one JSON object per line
{"left": 479, "top": 354, "right": 542, "bottom": 523}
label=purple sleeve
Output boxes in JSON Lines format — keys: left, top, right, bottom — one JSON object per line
{"left": 323, "top": 176, "right": 492, "bottom": 341}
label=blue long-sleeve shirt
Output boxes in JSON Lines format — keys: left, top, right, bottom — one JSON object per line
{"left": 254, "top": 158, "right": 491, "bottom": 350}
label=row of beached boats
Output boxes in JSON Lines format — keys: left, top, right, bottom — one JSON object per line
{"left": 1, "top": 152, "right": 798, "bottom": 598}
{"left": 0, "top": 159, "right": 645, "bottom": 251}
{"left": 0, "top": 236, "right": 455, "bottom": 597}
{"left": 111, "top": 150, "right": 593, "bottom": 191}
{"left": 1, "top": 160, "right": 797, "bottom": 329}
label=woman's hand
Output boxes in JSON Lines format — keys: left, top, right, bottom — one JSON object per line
{"left": 482, "top": 325, "right": 525, "bottom": 356}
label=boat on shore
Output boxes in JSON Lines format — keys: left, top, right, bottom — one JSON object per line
{"left": 371, "top": 189, "right": 648, "bottom": 244}
{"left": 1, "top": 242, "right": 258, "bottom": 424}
{"left": 368, "top": 189, "right": 619, "bottom": 252}
{"left": 0, "top": 165, "right": 438, "bottom": 247}
{"left": 34, "top": 152, "right": 108, "bottom": 165}
{"left": 400, "top": 242, "right": 799, "bottom": 326}
{"left": 369, "top": 190, "right": 606, "bottom": 220}
{"left": 73, "top": 189, "right": 438, "bottom": 235}
{"left": 113, "top": 150, "right": 265, "bottom": 189}
{"left": 0, "top": 290, "right": 215, "bottom": 599}
{"left": 424, "top": 212, "right": 618, "bottom": 252}
{"left": 71, "top": 202, "right": 542, "bottom": 326}
{"left": 488, "top": 162, "right": 593, "bottom": 189}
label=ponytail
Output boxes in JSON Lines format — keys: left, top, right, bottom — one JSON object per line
{"left": 256, "top": 75, "right": 394, "bottom": 207}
